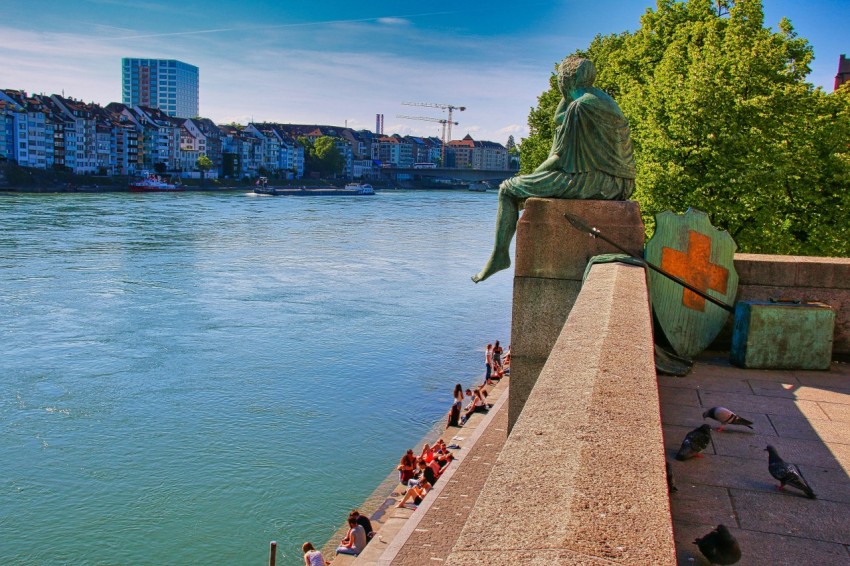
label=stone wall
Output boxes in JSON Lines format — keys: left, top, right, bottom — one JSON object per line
{"left": 713, "top": 254, "right": 850, "bottom": 356}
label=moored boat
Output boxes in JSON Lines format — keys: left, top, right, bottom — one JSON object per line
{"left": 130, "top": 171, "right": 181, "bottom": 192}
{"left": 344, "top": 183, "right": 375, "bottom": 195}
{"left": 254, "top": 182, "right": 376, "bottom": 196}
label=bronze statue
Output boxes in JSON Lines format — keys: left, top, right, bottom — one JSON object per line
{"left": 473, "top": 56, "right": 637, "bottom": 282}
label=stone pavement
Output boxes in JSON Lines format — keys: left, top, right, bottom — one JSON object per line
{"left": 660, "top": 352, "right": 850, "bottom": 565}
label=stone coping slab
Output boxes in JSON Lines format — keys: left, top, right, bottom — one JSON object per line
{"left": 444, "top": 262, "right": 675, "bottom": 565}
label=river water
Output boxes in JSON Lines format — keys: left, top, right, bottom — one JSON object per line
{"left": 0, "top": 190, "right": 513, "bottom": 565}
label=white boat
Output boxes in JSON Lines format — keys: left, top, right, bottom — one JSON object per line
{"left": 129, "top": 171, "right": 181, "bottom": 192}
{"left": 344, "top": 183, "right": 375, "bottom": 195}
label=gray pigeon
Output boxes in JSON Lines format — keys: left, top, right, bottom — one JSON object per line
{"left": 676, "top": 424, "right": 712, "bottom": 461}
{"left": 703, "top": 406, "right": 754, "bottom": 432}
{"left": 694, "top": 524, "right": 741, "bottom": 565}
{"left": 765, "top": 445, "right": 816, "bottom": 499}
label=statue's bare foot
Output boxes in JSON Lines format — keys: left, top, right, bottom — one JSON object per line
{"left": 472, "top": 253, "right": 511, "bottom": 283}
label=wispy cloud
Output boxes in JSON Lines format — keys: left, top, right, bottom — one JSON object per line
{"left": 98, "top": 10, "right": 453, "bottom": 41}
{"left": 83, "top": 0, "right": 181, "bottom": 13}
{"left": 377, "top": 17, "right": 411, "bottom": 26}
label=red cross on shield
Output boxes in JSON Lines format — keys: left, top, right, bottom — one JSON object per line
{"left": 645, "top": 209, "right": 738, "bottom": 359}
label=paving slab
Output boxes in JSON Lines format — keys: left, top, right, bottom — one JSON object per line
{"left": 747, "top": 379, "right": 850, "bottom": 406}
{"left": 711, "top": 430, "right": 841, "bottom": 468}
{"left": 732, "top": 489, "right": 850, "bottom": 544}
{"left": 658, "top": 385, "right": 703, "bottom": 407}
{"left": 662, "top": 355, "right": 850, "bottom": 566}
{"left": 669, "top": 453, "right": 769, "bottom": 493}
{"left": 818, "top": 400, "right": 850, "bottom": 422}
{"left": 793, "top": 364, "right": 850, "bottom": 387}
{"left": 672, "top": 520, "right": 850, "bottom": 566}
{"left": 769, "top": 413, "right": 850, "bottom": 444}
{"left": 699, "top": 390, "right": 831, "bottom": 420}
{"left": 668, "top": 484, "right": 736, "bottom": 526}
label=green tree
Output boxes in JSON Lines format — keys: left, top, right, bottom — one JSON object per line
{"left": 313, "top": 136, "right": 345, "bottom": 176}
{"left": 196, "top": 154, "right": 213, "bottom": 186}
{"left": 298, "top": 136, "right": 344, "bottom": 176}
{"left": 522, "top": 0, "right": 850, "bottom": 257}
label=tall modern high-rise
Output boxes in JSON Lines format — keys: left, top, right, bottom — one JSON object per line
{"left": 122, "top": 58, "right": 199, "bottom": 118}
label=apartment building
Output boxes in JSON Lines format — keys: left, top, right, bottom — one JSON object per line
{"left": 447, "top": 135, "right": 509, "bottom": 170}
{"left": 122, "top": 58, "right": 199, "bottom": 119}
{"left": 0, "top": 90, "right": 55, "bottom": 170}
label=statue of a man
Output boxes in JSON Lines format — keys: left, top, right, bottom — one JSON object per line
{"left": 472, "top": 56, "right": 636, "bottom": 282}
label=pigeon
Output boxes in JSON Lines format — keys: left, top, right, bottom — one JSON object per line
{"left": 765, "top": 445, "right": 816, "bottom": 499}
{"left": 694, "top": 524, "right": 741, "bottom": 565}
{"left": 666, "top": 460, "right": 677, "bottom": 492}
{"left": 676, "top": 424, "right": 712, "bottom": 461}
{"left": 703, "top": 407, "right": 754, "bottom": 432}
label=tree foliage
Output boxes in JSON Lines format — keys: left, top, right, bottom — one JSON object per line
{"left": 196, "top": 154, "right": 212, "bottom": 172}
{"left": 520, "top": 0, "right": 850, "bottom": 257}
{"left": 299, "top": 136, "right": 344, "bottom": 176}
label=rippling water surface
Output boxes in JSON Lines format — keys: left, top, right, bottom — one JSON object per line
{"left": 0, "top": 190, "right": 513, "bottom": 565}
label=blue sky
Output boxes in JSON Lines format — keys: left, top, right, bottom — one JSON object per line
{"left": 2, "top": 0, "right": 847, "bottom": 144}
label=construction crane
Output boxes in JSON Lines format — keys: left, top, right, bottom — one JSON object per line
{"left": 396, "top": 114, "right": 458, "bottom": 164}
{"left": 401, "top": 102, "right": 466, "bottom": 143}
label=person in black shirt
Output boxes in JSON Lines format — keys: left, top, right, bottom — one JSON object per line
{"left": 349, "top": 510, "right": 374, "bottom": 541}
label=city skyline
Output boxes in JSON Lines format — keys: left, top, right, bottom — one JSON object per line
{"left": 2, "top": 0, "right": 848, "bottom": 144}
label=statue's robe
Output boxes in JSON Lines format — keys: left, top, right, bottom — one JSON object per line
{"left": 502, "top": 87, "right": 636, "bottom": 200}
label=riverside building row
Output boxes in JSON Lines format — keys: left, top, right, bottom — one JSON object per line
{"left": 0, "top": 89, "right": 514, "bottom": 180}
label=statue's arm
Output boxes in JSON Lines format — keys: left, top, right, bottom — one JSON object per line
{"left": 534, "top": 97, "right": 569, "bottom": 172}
{"left": 553, "top": 97, "right": 569, "bottom": 125}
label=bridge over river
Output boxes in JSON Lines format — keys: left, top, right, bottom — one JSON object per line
{"left": 380, "top": 166, "right": 517, "bottom": 184}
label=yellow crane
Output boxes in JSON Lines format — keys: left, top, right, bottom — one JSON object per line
{"left": 396, "top": 114, "right": 458, "bottom": 164}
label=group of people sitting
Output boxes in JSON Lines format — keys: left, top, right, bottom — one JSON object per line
{"left": 445, "top": 341, "right": 509, "bottom": 429}
{"left": 395, "top": 439, "right": 456, "bottom": 509}
{"left": 447, "top": 384, "right": 493, "bottom": 428}
{"left": 316, "top": 341, "right": 509, "bottom": 562}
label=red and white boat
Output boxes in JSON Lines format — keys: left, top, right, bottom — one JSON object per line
{"left": 129, "top": 171, "right": 182, "bottom": 192}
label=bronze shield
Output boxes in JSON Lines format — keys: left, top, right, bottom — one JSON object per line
{"left": 644, "top": 209, "right": 738, "bottom": 359}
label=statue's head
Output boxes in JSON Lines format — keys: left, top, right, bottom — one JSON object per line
{"left": 558, "top": 56, "right": 596, "bottom": 94}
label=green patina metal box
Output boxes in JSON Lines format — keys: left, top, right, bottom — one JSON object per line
{"left": 730, "top": 300, "right": 835, "bottom": 370}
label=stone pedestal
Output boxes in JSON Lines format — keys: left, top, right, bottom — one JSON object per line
{"left": 509, "top": 198, "right": 645, "bottom": 431}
